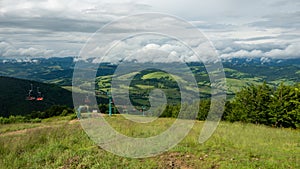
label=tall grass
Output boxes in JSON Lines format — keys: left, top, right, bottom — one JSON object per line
{"left": 0, "top": 116, "right": 299, "bottom": 168}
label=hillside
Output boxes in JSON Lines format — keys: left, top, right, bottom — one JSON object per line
{"left": 0, "top": 115, "right": 298, "bottom": 168}
{"left": 1, "top": 57, "right": 299, "bottom": 115}
{"left": 0, "top": 76, "right": 73, "bottom": 117}
{"left": 1, "top": 57, "right": 299, "bottom": 88}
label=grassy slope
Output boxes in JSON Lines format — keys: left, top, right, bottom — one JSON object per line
{"left": 0, "top": 115, "right": 299, "bottom": 169}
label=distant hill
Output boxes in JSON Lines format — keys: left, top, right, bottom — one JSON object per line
{"left": 0, "top": 57, "right": 299, "bottom": 107}
{"left": 0, "top": 57, "right": 299, "bottom": 87}
{"left": 0, "top": 76, "right": 74, "bottom": 117}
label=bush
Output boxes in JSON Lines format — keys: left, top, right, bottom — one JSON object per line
{"left": 224, "top": 83, "right": 300, "bottom": 128}
{"left": 0, "top": 117, "right": 10, "bottom": 124}
{"left": 28, "top": 105, "right": 74, "bottom": 119}
{"left": 0, "top": 105, "right": 74, "bottom": 124}
{"left": 0, "top": 115, "right": 39, "bottom": 124}
{"left": 30, "top": 118, "right": 42, "bottom": 123}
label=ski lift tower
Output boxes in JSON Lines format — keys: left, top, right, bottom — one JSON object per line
{"left": 106, "top": 90, "right": 112, "bottom": 116}
{"left": 142, "top": 106, "right": 146, "bottom": 116}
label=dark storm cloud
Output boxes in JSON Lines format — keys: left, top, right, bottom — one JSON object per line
{"left": 0, "top": 16, "right": 106, "bottom": 33}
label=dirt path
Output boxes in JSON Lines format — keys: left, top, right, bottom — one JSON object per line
{"left": 0, "top": 119, "right": 80, "bottom": 137}
{"left": 68, "top": 119, "right": 79, "bottom": 124}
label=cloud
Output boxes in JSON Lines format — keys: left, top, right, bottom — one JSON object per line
{"left": 206, "top": 25, "right": 300, "bottom": 59}
{"left": 219, "top": 42, "right": 300, "bottom": 59}
{"left": 265, "top": 43, "right": 300, "bottom": 58}
{"left": 91, "top": 37, "right": 193, "bottom": 63}
{"left": 0, "top": 41, "right": 55, "bottom": 57}
{"left": 0, "top": 0, "right": 154, "bottom": 58}
{"left": 249, "top": 11, "right": 300, "bottom": 28}
{"left": 0, "top": 16, "right": 106, "bottom": 33}
{"left": 220, "top": 50, "right": 263, "bottom": 58}
{"left": 0, "top": 41, "right": 12, "bottom": 56}
{"left": 0, "top": 0, "right": 299, "bottom": 60}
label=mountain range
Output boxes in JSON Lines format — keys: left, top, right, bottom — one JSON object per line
{"left": 0, "top": 56, "right": 299, "bottom": 116}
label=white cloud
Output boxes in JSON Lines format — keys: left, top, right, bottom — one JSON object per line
{"left": 265, "top": 43, "right": 300, "bottom": 58}
{"left": 220, "top": 49, "right": 263, "bottom": 58}
{"left": 3, "top": 46, "right": 55, "bottom": 58}
{"left": 219, "top": 42, "right": 300, "bottom": 59}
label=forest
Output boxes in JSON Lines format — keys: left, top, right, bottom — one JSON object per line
{"left": 2, "top": 81, "right": 299, "bottom": 129}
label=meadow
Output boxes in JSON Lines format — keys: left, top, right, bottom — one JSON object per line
{"left": 0, "top": 115, "right": 299, "bottom": 169}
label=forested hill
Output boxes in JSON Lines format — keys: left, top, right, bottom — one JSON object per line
{"left": 0, "top": 76, "right": 73, "bottom": 117}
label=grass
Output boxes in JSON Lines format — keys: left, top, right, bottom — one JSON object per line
{"left": 226, "top": 78, "right": 262, "bottom": 93}
{"left": 0, "top": 115, "right": 299, "bottom": 169}
{"left": 0, "top": 123, "right": 42, "bottom": 134}
{"left": 135, "top": 84, "right": 155, "bottom": 89}
{"left": 62, "top": 86, "right": 87, "bottom": 93}
{"left": 0, "top": 116, "right": 74, "bottom": 134}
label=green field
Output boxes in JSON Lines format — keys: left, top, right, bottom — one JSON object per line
{"left": 0, "top": 115, "right": 299, "bottom": 169}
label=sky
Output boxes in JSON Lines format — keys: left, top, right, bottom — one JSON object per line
{"left": 0, "top": 0, "right": 299, "bottom": 59}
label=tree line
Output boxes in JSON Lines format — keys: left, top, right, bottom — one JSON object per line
{"left": 223, "top": 82, "right": 299, "bottom": 128}
{"left": 0, "top": 105, "right": 75, "bottom": 124}
{"left": 154, "top": 82, "right": 299, "bottom": 129}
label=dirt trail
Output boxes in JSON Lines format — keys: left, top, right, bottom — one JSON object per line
{"left": 0, "top": 119, "right": 79, "bottom": 137}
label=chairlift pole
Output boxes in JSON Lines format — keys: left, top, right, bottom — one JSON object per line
{"left": 142, "top": 106, "right": 146, "bottom": 116}
{"left": 107, "top": 90, "right": 112, "bottom": 116}
{"left": 26, "top": 84, "right": 34, "bottom": 101}
{"left": 29, "top": 84, "right": 33, "bottom": 97}
{"left": 37, "top": 87, "right": 41, "bottom": 97}
{"left": 36, "top": 86, "right": 44, "bottom": 101}
{"left": 77, "top": 107, "right": 81, "bottom": 119}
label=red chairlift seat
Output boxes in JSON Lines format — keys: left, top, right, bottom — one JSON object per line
{"left": 36, "top": 87, "right": 44, "bottom": 101}
{"left": 36, "top": 97, "right": 44, "bottom": 101}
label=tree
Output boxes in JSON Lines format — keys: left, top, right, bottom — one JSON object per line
{"left": 269, "top": 83, "right": 300, "bottom": 128}
{"left": 224, "top": 82, "right": 300, "bottom": 128}
{"left": 226, "top": 82, "right": 272, "bottom": 124}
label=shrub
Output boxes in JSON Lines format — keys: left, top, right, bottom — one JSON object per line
{"left": 224, "top": 83, "right": 300, "bottom": 128}
{"left": 30, "top": 118, "right": 42, "bottom": 123}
